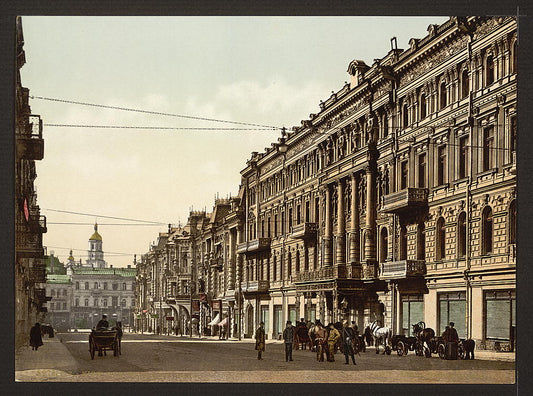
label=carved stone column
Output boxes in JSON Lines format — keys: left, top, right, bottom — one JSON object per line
{"left": 349, "top": 173, "right": 360, "bottom": 265}
{"left": 295, "top": 294, "right": 301, "bottom": 321}
{"left": 364, "top": 143, "right": 379, "bottom": 278}
{"left": 336, "top": 179, "right": 346, "bottom": 266}
{"left": 324, "top": 185, "right": 333, "bottom": 267}
{"left": 228, "top": 229, "right": 235, "bottom": 290}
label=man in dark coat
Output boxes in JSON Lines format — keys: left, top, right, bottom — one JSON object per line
{"left": 255, "top": 321, "right": 266, "bottom": 360}
{"left": 283, "top": 321, "right": 295, "bottom": 362}
{"left": 448, "top": 322, "right": 459, "bottom": 342}
{"left": 29, "top": 323, "right": 43, "bottom": 351}
{"left": 296, "top": 318, "right": 309, "bottom": 350}
{"left": 342, "top": 322, "right": 357, "bottom": 365}
{"left": 96, "top": 314, "right": 109, "bottom": 329}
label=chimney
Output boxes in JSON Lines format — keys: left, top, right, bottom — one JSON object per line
{"left": 127, "top": 265, "right": 131, "bottom": 269}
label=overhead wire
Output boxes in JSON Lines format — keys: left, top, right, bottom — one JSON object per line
{"left": 30, "top": 95, "right": 280, "bottom": 130}
{"left": 44, "top": 124, "right": 277, "bottom": 131}
{"left": 42, "top": 208, "right": 167, "bottom": 225}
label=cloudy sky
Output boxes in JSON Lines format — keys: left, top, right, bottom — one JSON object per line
{"left": 20, "top": 16, "right": 448, "bottom": 267}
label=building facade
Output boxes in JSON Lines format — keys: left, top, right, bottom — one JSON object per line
{"left": 15, "top": 16, "right": 48, "bottom": 348}
{"left": 136, "top": 17, "right": 516, "bottom": 350}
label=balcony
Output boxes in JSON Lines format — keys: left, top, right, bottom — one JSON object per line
{"left": 16, "top": 115, "right": 44, "bottom": 160}
{"left": 293, "top": 266, "right": 335, "bottom": 282}
{"left": 380, "top": 260, "right": 427, "bottom": 280}
{"left": 28, "top": 214, "right": 47, "bottom": 234}
{"left": 242, "top": 280, "right": 270, "bottom": 293}
{"left": 236, "top": 238, "right": 271, "bottom": 254}
{"left": 381, "top": 188, "right": 428, "bottom": 214}
{"left": 15, "top": 232, "right": 45, "bottom": 259}
{"left": 290, "top": 223, "right": 318, "bottom": 239}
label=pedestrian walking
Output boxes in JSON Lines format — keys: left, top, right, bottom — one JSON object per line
{"left": 342, "top": 322, "right": 357, "bottom": 365}
{"left": 314, "top": 320, "right": 327, "bottom": 362}
{"left": 29, "top": 323, "right": 43, "bottom": 351}
{"left": 326, "top": 323, "right": 340, "bottom": 362}
{"left": 283, "top": 321, "right": 295, "bottom": 361}
{"left": 255, "top": 321, "right": 266, "bottom": 360}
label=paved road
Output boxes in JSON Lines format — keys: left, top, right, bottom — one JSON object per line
{"left": 15, "top": 332, "right": 516, "bottom": 383}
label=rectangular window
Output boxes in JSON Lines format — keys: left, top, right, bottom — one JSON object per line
{"left": 112, "top": 296, "right": 118, "bottom": 307}
{"left": 315, "top": 197, "right": 320, "bottom": 223}
{"left": 438, "top": 292, "right": 466, "bottom": 338}
{"left": 267, "top": 217, "right": 271, "bottom": 238}
{"left": 103, "top": 299, "right": 107, "bottom": 307}
{"left": 274, "top": 214, "right": 278, "bottom": 237}
{"left": 75, "top": 298, "right": 79, "bottom": 307}
{"left": 273, "top": 305, "right": 283, "bottom": 337}
{"left": 94, "top": 298, "right": 99, "bottom": 307}
{"left": 483, "top": 126, "right": 495, "bottom": 171}
{"left": 113, "top": 283, "right": 118, "bottom": 291}
{"left": 288, "top": 305, "right": 297, "bottom": 325}
{"left": 103, "top": 282, "right": 108, "bottom": 290}
{"left": 459, "top": 136, "right": 468, "bottom": 179}
{"left": 401, "top": 294, "right": 424, "bottom": 336}
{"left": 261, "top": 306, "right": 270, "bottom": 336}
{"left": 281, "top": 212, "right": 285, "bottom": 235}
{"left": 485, "top": 290, "right": 516, "bottom": 340}
{"left": 437, "top": 145, "right": 446, "bottom": 185}
{"left": 85, "top": 299, "right": 89, "bottom": 307}
{"left": 418, "top": 153, "right": 426, "bottom": 188}
{"left": 400, "top": 160, "right": 408, "bottom": 190}
{"left": 75, "top": 282, "right": 79, "bottom": 290}
{"left": 63, "top": 302, "right": 67, "bottom": 310}
{"left": 288, "top": 208, "right": 293, "bottom": 231}
{"left": 305, "top": 201, "right": 310, "bottom": 223}
{"left": 296, "top": 205, "right": 301, "bottom": 224}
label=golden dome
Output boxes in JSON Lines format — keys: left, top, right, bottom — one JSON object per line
{"left": 89, "top": 223, "right": 102, "bottom": 241}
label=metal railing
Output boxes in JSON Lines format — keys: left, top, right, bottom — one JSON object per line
{"left": 381, "top": 260, "right": 426, "bottom": 279}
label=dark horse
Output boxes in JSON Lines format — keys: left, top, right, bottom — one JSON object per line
{"left": 460, "top": 339, "right": 476, "bottom": 360}
{"left": 412, "top": 321, "right": 435, "bottom": 357}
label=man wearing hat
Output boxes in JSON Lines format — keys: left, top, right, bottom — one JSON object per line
{"left": 448, "top": 322, "right": 459, "bottom": 343}
{"left": 255, "top": 321, "right": 266, "bottom": 360}
{"left": 96, "top": 314, "right": 109, "bottom": 330}
{"left": 283, "top": 321, "right": 295, "bottom": 362}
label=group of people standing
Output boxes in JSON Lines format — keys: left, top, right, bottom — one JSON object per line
{"left": 255, "top": 318, "right": 359, "bottom": 365}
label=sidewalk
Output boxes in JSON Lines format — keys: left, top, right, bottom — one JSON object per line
{"left": 15, "top": 334, "right": 80, "bottom": 376}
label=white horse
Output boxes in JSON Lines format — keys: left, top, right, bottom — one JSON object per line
{"left": 368, "top": 321, "right": 392, "bottom": 354}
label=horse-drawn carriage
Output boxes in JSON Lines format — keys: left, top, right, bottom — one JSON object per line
{"left": 88, "top": 329, "right": 121, "bottom": 359}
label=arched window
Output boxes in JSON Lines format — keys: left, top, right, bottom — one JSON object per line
{"left": 436, "top": 217, "right": 446, "bottom": 261}
{"left": 380, "top": 227, "right": 388, "bottom": 263}
{"left": 482, "top": 206, "right": 493, "bottom": 255}
{"left": 94, "top": 282, "right": 98, "bottom": 289}
{"left": 122, "top": 282, "right": 127, "bottom": 290}
{"left": 417, "top": 222, "right": 426, "bottom": 261}
{"left": 420, "top": 94, "right": 427, "bottom": 119}
{"left": 403, "top": 103, "right": 409, "bottom": 128}
{"left": 458, "top": 212, "right": 467, "bottom": 258}
{"left": 400, "top": 225, "right": 407, "bottom": 260}
{"left": 486, "top": 55, "right": 495, "bottom": 86}
{"left": 121, "top": 299, "right": 127, "bottom": 307}
{"left": 461, "top": 69, "right": 469, "bottom": 99}
{"left": 440, "top": 81, "right": 447, "bottom": 109}
{"left": 509, "top": 200, "right": 516, "bottom": 245}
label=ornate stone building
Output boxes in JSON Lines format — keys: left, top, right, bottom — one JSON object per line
{"left": 137, "top": 17, "right": 516, "bottom": 350}
{"left": 15, "top": 16, "right": 48, "bottom": 348}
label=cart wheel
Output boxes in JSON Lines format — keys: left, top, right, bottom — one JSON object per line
{"left": 397, "top": 341, "right": 405, "bottom": 356}
{"left": 90, "top": 342, "right": 95, "bottom": 360}
{"left": 438, "top": 343, "right": 446, "bottom": 359}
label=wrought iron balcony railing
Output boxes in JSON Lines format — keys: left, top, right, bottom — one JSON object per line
{"left": 290, "top": 222, "right": 318, "bottom": 239}
{"left": 242, "top": 280, "right": 270, "bottom": 293}
{"left": 236, "top": 238, "right": 271, "bottom": 254}
{"left": 293, "top": 266, "right": 335, "bottom": 282}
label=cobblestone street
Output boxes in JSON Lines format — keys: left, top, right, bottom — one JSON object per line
{"left": 15, "top": 331, "right": 515, "bottom": 383}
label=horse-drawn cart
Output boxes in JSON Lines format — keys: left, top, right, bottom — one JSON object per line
{"left": 89, "top": 329, "right": 120, "bottom": 359}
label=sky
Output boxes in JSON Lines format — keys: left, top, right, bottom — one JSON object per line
{"left": 20, "top": 16, "right": 448, "bottom": 267}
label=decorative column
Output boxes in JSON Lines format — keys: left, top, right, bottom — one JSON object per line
{"left": 295, "top": 294, "right": 301, "bottom": 321}
{"left": 336, "top": 179, "right": 346, "bottom": 266}
{"left": 228, "top": 228, "right": 236, "bottom": 290}
{"left": 318, "top": 291, "right": 325, "bottom": 323}
{"left": 349, "top": 173, "right": 360, "bottom": 269}
{"left": 324, "top": 185, "right": 333, "bottom": 267}
{"left": 364, "top": 142, "right": 379, "bottom": 278}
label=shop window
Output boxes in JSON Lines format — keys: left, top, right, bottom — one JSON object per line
{"left": 436, "top": 217, "right": 446, "bottom": 261}
{"left": 482, "top": 206, "right": 493, "bottom": 255}
{"left": 273, "top": 305, "right": 283, "bottom": 337}
{"left": 261, "top": 306, "right": 270, "bottom": 335}
{"left": 438, "top": 292, "right": 466, "bottom": 337}
{"left": 485, "top": 290, "right": 515, "bottom": 340}
{"left": 288, "top": 305, "right": 297, "bottom": 325}
{"left": 401, "top": 294, "right": 424, "bottom": 336}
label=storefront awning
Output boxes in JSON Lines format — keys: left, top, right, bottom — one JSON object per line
{"left": 208, "top": 313, "right": 220, "bottom": 326}
{"left": 218, "top": 317, "right": 228, "bottom": 327}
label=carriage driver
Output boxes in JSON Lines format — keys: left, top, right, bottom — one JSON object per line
{"left": 96, "top": 314, "right": 109, "bottom": 330}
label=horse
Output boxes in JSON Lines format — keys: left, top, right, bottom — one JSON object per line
{"left": 367, "top": 321, "right": 392, "bottom": 354}
{"left": 412, "top": 321, "right": 435, "bottom": 357}
{"left": 460, "top": 339, "right": 475, "bottom": 360}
